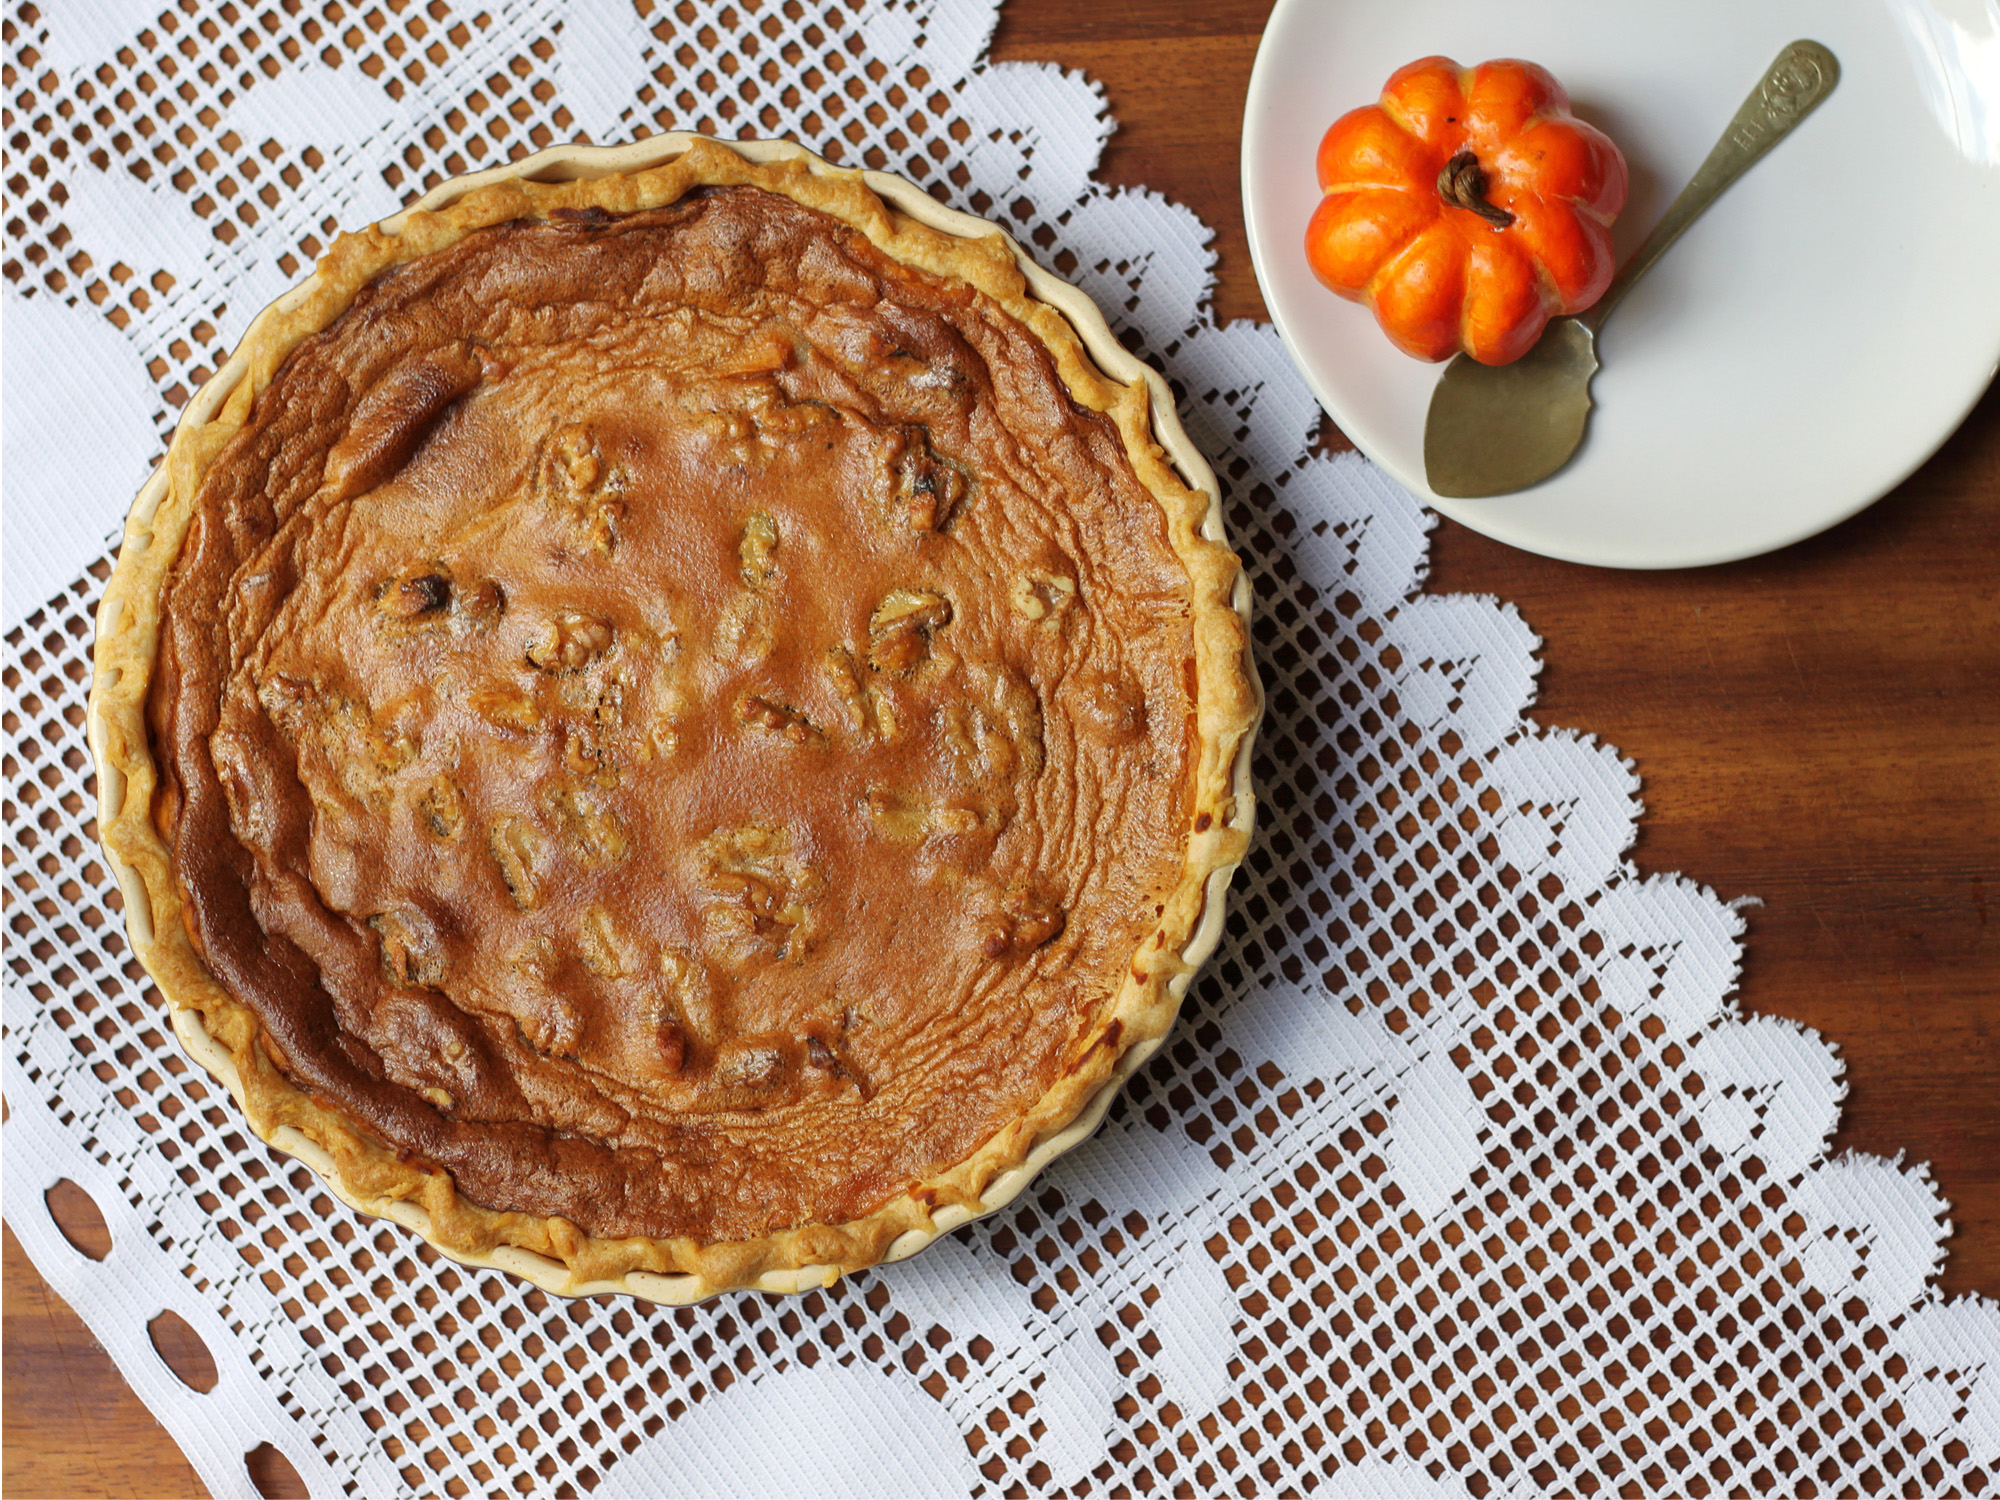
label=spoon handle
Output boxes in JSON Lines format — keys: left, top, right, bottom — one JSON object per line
{"left": 1581, "top": 39, "right": 1840, "bottom": 335}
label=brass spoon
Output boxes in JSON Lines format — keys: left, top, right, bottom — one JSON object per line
{"left": 1424, "top": 40, "right": 1840, "bottom": 500}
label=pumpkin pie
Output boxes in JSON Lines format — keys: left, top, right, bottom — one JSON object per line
{"left": 89, "top": 137, "right": 1259, "bottom": 1299}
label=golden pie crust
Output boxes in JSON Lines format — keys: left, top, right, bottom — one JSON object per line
{"left": 89, "top": 136, "right": 1260, "bottom": 1301}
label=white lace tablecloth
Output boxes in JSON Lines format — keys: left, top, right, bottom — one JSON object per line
{"left": 5, "top": 2, "right": 1997, "bottom": 1496}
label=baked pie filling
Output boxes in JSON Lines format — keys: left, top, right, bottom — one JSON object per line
{"left": 108, "top": 143, "right": 1254, "bottom": 1287}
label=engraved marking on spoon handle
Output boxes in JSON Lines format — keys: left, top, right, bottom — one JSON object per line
{"left": 1582, "top": 40, "right": 1840, "bottom": 334}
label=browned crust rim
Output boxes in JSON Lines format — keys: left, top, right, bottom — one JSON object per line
{"left": 88, "top": 135, "right": 1263, "bottom": 1302}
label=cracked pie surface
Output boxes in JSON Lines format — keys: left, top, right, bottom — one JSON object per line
{"left": 92, "top": 139, "right": 1258, "bottom": 1297}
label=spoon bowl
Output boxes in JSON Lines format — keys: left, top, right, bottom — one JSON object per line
{"left": 1425, "top": 318, "right": 1599, "bottom": 499}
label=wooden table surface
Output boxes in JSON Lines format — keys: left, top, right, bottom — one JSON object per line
{"left": 7, "top": 2, "right": 1996, "bottom": 1494}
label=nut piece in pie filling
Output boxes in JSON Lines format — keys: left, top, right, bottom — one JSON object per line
{"left": 151, "top": 181, "right": 1208, "bottom": 1248}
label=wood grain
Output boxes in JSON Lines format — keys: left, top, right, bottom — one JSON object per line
{"left": 3, "top": 1226, "right": 207, "bottom": 1500}
{"left": 6, "top": 0, "right": 1994, "bottom": 1492}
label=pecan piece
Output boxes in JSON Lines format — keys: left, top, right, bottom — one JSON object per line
{"left": 805, "top": 1006, "right": 875, "bottom": 1098}
{"left": 980, "top": 886, "right": 1066, "bottom": 959}
{"left": 417, "top": 775, "right": 465, "bottom": 840}
{"left": 563, "top": 730, "right": 624, "bottom": 789}
{"left": 651, "top": 1022, "right": 688, "bottom": 1076}
{"left": 546, "top": 784, "right": 630, "bottom": 865}
{"left": 738, "top": 512, "right": 779, "bottom": 588}
{"left": 714, "top": 1044, "right": 789, "bottom": 1090}
{"left": 526, "top": 612, "right": 614, "bottom": 673}
{"left": 540, "top": 425, "right": 622, "bottom": 556}
{"left": 826, "top": 648, "right": 901, "bottom": 739}
{"left": 468, "top": 683, "right": 542, "bottom": 733}
{"left": 736, "top": 693, "right": 821, "bottom": 745}
{"left": 255, "top": 676, "right": 416, "bottom": 810}
{"left": 1011, "top": 572, "right": 1077, "bottom": 624}
{"left": 887, "top": 424, "right": 967, "bottom": 531}
{"left": 517, "top": 999, "right": 583, "bottom": 1059}
{"left": 545, "top": 424, "right": 601, "bottom": 495}
{"left": 580, "top": 499, "right": 623, "bottom": 558}
{"left": 578, "top": 905, "right": 632, "bottom": 979}
{"left": 375, "top": 565, "right": 452, "bottom": 621}
{"left": 805, "top": 1034, "right": 874, "bottom": 1099}
{"left": 488, "top": 815, "right": 544, "bottom": 910}
{"left": 506, "top": 942, "right": 588, "bottom": 1056}
{"left": 824, "top": 647, "right": 869, "bottom": 731}
{"left": 659, "top": 948, "right": 718, "bottom": 1046}
{"left": 369, "top": 907, "right": 445, "bottom": 987}
{"left": 697, "top": 825, "right": 824, "bottom": 968}
{"left": 868, "top": 588, "right": 952, "bottom": 676}
{"left": 454, "top": 577, "right": 506, "bottom": 632}
{"left": 927, "top": 804, "right": 984, "bottom": 836}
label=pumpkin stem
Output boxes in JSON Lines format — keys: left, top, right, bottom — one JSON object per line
{"left": 1436, "top": 150, "right": 1516, "bottom": 231}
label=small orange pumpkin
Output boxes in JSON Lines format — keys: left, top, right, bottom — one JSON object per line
{"left": 1305, "top": 56, "right": 1628, "bottom": 365}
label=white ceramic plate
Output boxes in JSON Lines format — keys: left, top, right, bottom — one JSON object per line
{"left": 1243, "top": 0, "right": 2000, "bottom": 568}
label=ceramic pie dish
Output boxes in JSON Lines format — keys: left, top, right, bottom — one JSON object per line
{"left": 88, "top": 134, "right": 1261, "bottom": 1303}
